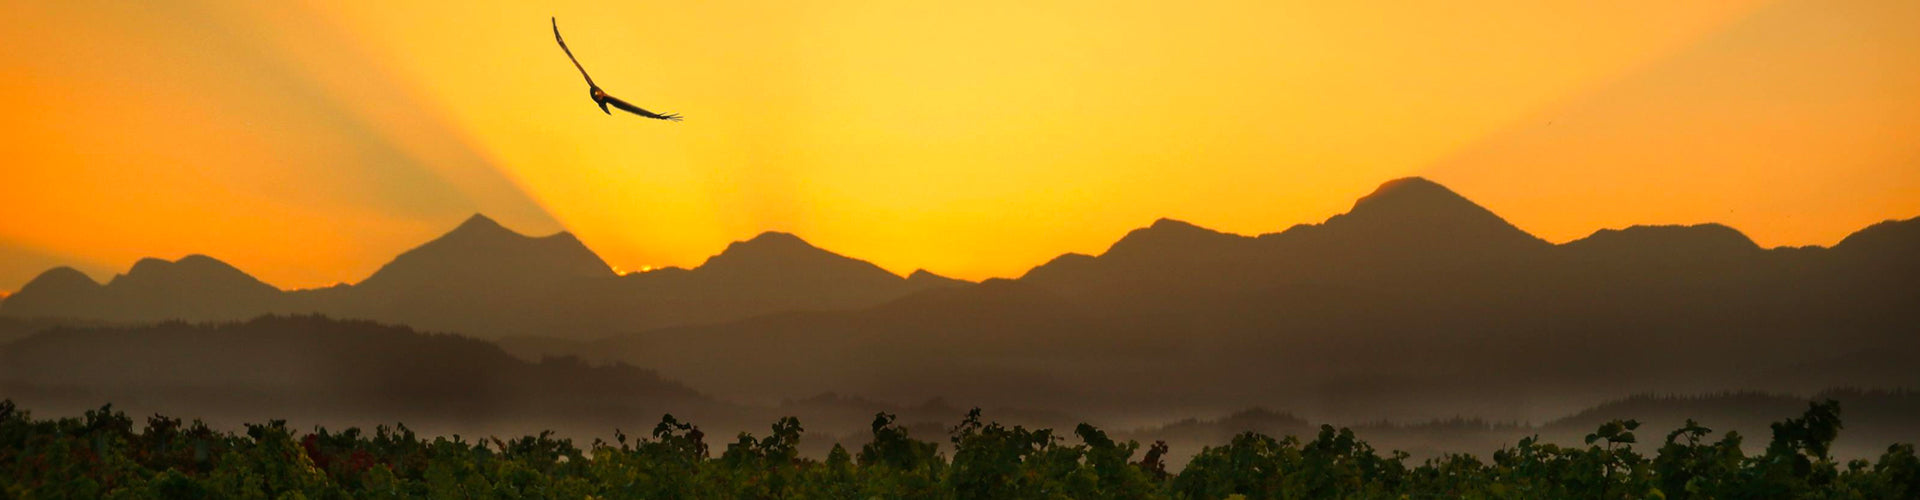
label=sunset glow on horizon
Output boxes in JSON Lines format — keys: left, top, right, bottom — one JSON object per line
{"left": 3, "top": 0, "right": 1916, "bottom": 290}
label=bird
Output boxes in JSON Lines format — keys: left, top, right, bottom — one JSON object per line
{"left": 552, "top": 17, "right": 681, "bottom": 122}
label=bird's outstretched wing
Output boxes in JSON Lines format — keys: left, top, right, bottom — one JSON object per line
{"left": 552, "top": 17, "right": 596, "bottom": 87}
{"left": 602, "top": 93, "right": 683, "bottom": 121}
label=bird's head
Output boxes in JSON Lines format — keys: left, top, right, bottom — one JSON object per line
{"left": 589, "top": 87, "right": 611, "bottom": 114}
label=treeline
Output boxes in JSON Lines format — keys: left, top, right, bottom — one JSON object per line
{"left": 2, "top": 401, "right": 1916, "bottom": 499}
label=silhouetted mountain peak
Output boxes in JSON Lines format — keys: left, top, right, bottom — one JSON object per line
{"left": 175, "top": 254, "right": 229, "bottom": 267}
{"left": 1150, "top": 217, "right": 1202, "bottom": 230}
{"left": 441, "top": 213, "right": 521, "bottom": 241}
{"left": 906, "top": 269, "right": 969, "bottom": 289}
{"left": 1017, "top": 253, "right": 1098, "bottom": 283}
{"left": 0, "top": 255, "right": 281, "bottom": 321}
{"left": 0, "top": 266, "right": 104, "bottom": 317}
{"left": 723, "top": 231, "right": 817, "bottom": 255}
{"left": 124, "top": 254, "right": 240, "bottom": 275}
{"left": 1833, "top": 217, "right": 1920, "bottom": 254}
{"left": 1568, "top": 224, "right": 1761, "bottom": 257}
{"left": 673, "top": 231, "right": 920, "bottom": 311}
{"left": 16, "top": 267, "right": 100, "bottom": 294}
{"left": 1344, "top": 177, "right": 1498, "bottom": 222}
{"left": 1045, "top": 253, "right": 1097, "bottom": 266}
{"left": 1313, "top": 177, "right": 1544, "bottom": 249}
{"left": 435, "top": 213, "right": 594, "bottom": 247}
{"left": 458, "top": 212, "right": 498, "bottom": 225}
{"left": 1353, "top": 177, "right": 1455, "bottom": 206}
{"left": 110, "top": 255, "right": 272, "bottom": 292}
{"left": 124, "top": 257, "right": 171, "bottom": 277}
{"left": 699, "top": 232, "right": 879, "bottom": 275}
{"left": 1105, "top": 218, "right": 1250, "bottom": 260}
{"left": 358, "top": 214, "right": 613, "bottom": 291}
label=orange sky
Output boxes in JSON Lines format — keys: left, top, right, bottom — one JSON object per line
{"left": 2, "top": 0, "right": 1916, "bottom": 291}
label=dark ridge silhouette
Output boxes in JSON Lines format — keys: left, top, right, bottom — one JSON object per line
{"left": 1245, "top": 177, "right": 1554, "bottom": 291}
{"left": 1559, "top": 224, "right": 1770, "bottom": 285}
{"left": 0, "top": 257, "right": 279, "bottom": 323}
{"left": 117, "top": 254, "right": 276, "bottom": 290}
{"left": 905, "top": 269, "right": 969, "bottom": 289}
{"left": 1105, "top": 219, "right": 1253, "bottom": 261}
{"left": 1316, "top": 176, "right": 1543, "bottom": 249}
{"left": 1016, "top": 252, "right": 1096, "bottom": 282}
{"left": 0, "top": 316, "right": 104, "bottom": 346}
{"left": 1565, "top": 223, "right": 1761, "bottom": 257}
{"left": 317, "top": 213, "right": 619, "bottom": 337}
{"left": 1563, "top": 223, "right": 1764, "bottom": 279}
{"left": 110, "top": 255, "right": 281, "bottom": 317}
{"left": 607, "top": 230, "right": 972, "bottom": 332}
{"left": 1020, "top": 177, "right": 1555, "bottom": 303}
{"left": 1271, "top": 177, "right": 1548, "bottom": 255}
{"left": 1832, "top": 217, "right": 1920, "bottom": 254}
{"left": 0, "top": 267, "right": 103, "bottom": 320}
{"left": 357, "top": 213, "right": 615, "bottom": 290}
{"left": 678, "top": 231, "right": 906, "bottom": 295}
{"left": 1029, "top": 218, "right": 1261, "bottom": 294}
{"left": 1829, "top": 217, "right": 1920, "bottom": 286}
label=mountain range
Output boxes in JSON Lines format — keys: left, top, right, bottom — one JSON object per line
{"left": 2, "top": 177, "right": 1915, "bottom": 423}
{"left": 494, "top": 177, "right": 1919, "bottom": 422}
{"left": 0, "top": 213, "right": 968, "bottom": 339}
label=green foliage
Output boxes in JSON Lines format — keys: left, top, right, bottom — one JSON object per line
{"left": 1651, "top": 419, "right": 1746, "bottom": 498}
{"left": 0, "top": 399, "right": 1914, "bottom": 499}
{"left": 1172, "top": 425, "right": 1410, "bottom": 499}
{"left": 853, "top": 412, "right": 943, "bottom": 497}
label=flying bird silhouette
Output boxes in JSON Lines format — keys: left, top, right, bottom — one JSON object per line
{"left": 553, "top": 18, "right": 682, "bottom": 122}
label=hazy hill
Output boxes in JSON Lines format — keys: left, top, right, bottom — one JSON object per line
{"left": 501, "top": 278, "right": 1175, "bottom": 413}
{"left": 0, "top": 315, "right": 723, "bottom": 436}
{"left": 0, "top": 316, "right": 103, "bottom": 345}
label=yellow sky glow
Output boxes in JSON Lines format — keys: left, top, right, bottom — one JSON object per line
{"left": 2, "top": 0, "right": 1916, "bottom": 290}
